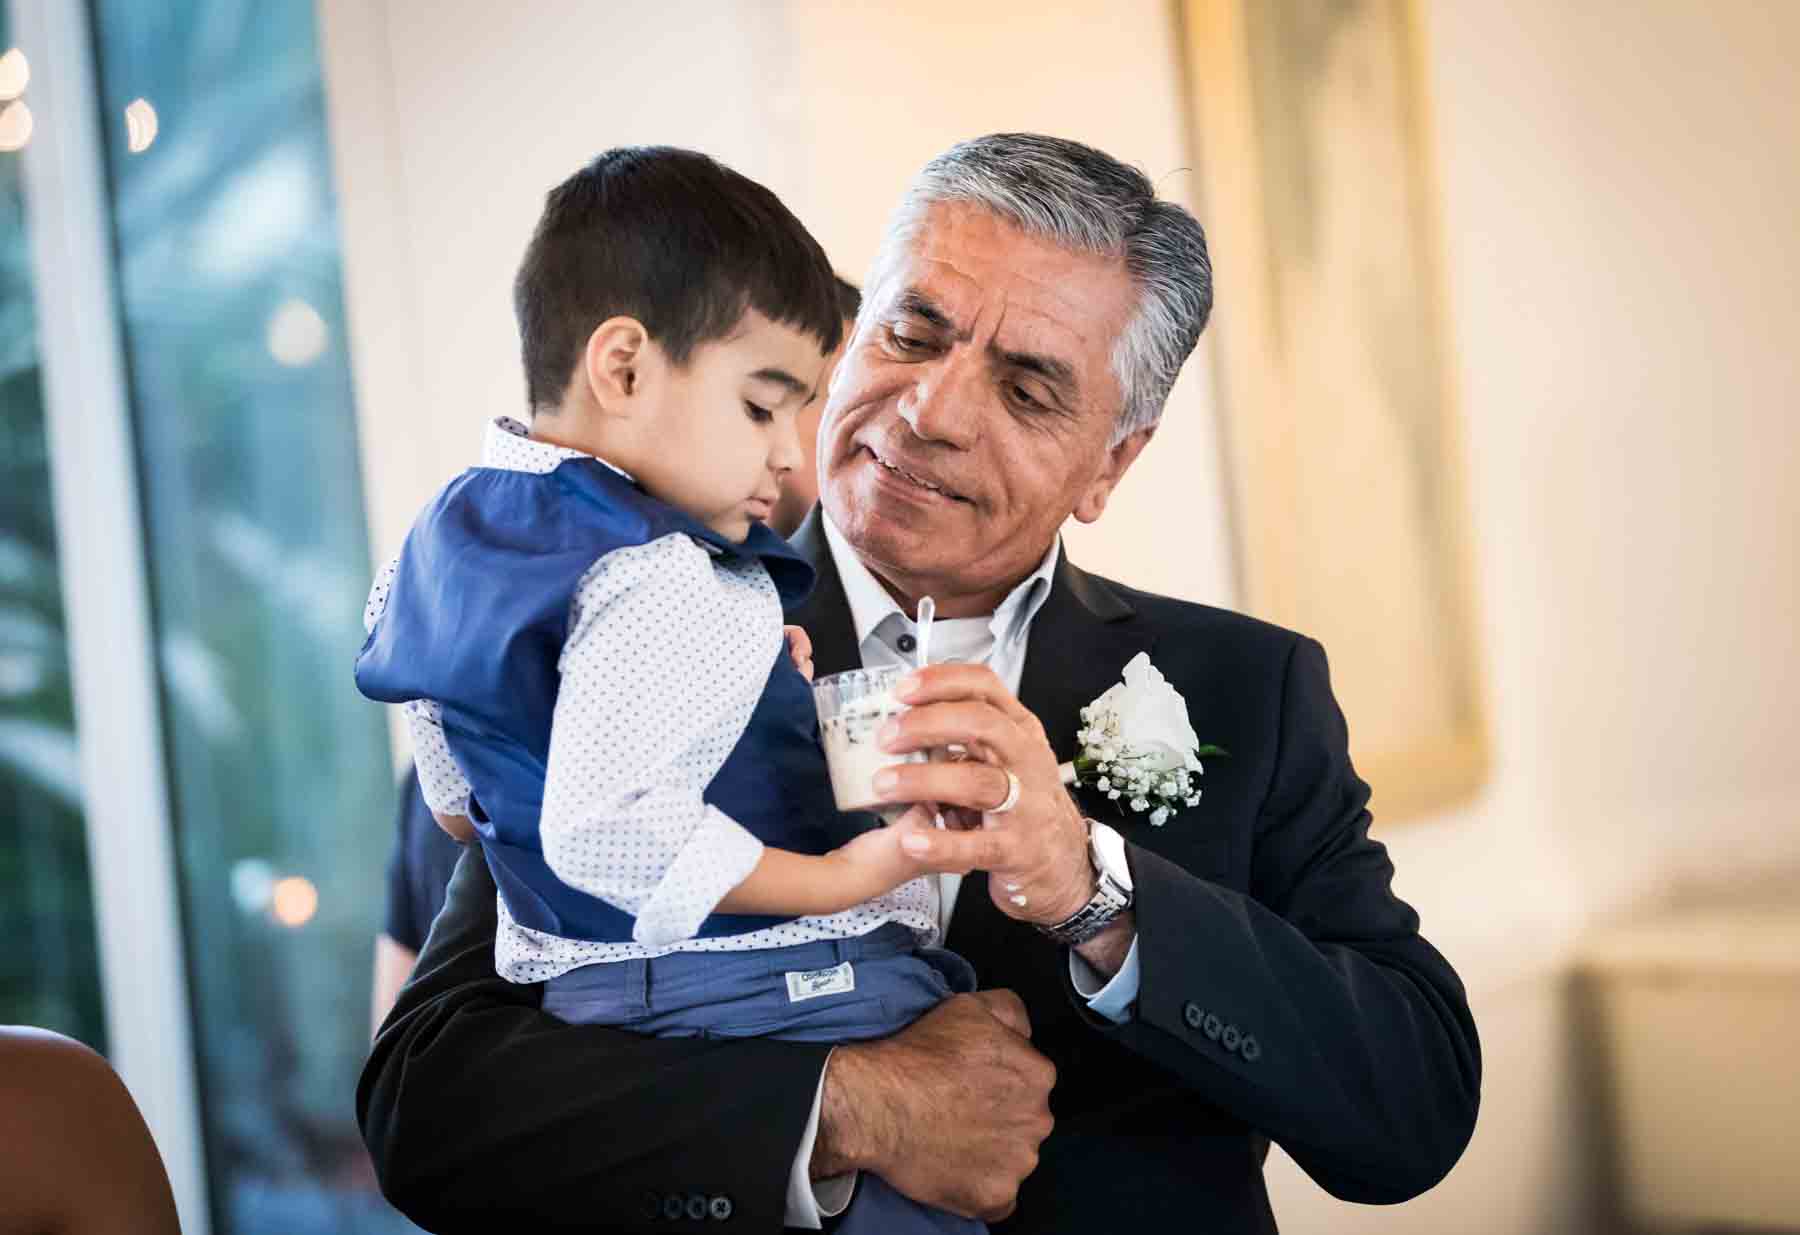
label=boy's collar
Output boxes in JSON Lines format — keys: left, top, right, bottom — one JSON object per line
{"left": 515, "top": 428, "right": 814, "bottom": 608}
{"left": 483, "top": 416, "right": 636, "bottom": 482}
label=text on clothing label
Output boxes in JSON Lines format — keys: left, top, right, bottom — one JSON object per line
{"left": 785, "top": 962, "right": 855, "bottom": 1002}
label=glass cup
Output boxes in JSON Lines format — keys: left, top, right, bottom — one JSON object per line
{"left": 813, "top": 664, "right": 927, "bottom": 814}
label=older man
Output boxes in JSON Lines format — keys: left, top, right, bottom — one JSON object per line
{"left": 359, "top": 134, "right": 1479, "bottom": 1234}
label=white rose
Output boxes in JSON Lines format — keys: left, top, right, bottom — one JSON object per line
{"left": 1096, "top": 652, "right": 1200, "bottom": 773}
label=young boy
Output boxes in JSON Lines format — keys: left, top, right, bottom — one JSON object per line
{"left": 356, "top": 147, "right": 980, "bottom": 1235}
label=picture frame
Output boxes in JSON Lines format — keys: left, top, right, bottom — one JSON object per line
{"left": 1179, "top": 0, "right": 1489, "bottom": 821}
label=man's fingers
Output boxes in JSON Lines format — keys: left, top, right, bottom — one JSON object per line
{"left": 970, "top": 988, "right": 1032, "bottom": 1039}
{"left": 899, "top": 820, "right": 1012, "bottom": 872}
{"left": 898, "top": 662, "right": 1033, "bottom": 722}
{"left": 882, "top": 700, "right": 1028, "bottom": 762}
{"left": 886, "top": 803, "right": 937, "bottom": 832}
{"left": 784, "top": 625, "right": 813, "bottom": 657}
{"left": 879, "top": 759, "right": 1016, "bottom": 817}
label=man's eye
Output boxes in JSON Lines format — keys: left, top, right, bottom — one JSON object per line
{"left": 1009, "top": 383, "right": 1041, "bottom": 409}
{"left": 889, "top": 328, "right": 928, "bottom": 354}
{"left": 744, "top": 402, "right": 773, "bottom": 423}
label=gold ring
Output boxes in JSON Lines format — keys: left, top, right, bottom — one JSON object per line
{"left": 987, "top": 769, "right": 1022, "bottom": 815}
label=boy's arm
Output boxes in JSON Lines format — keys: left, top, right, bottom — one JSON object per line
{"left": 359, "top": 844, "right": 831, "bottom": 1232}
{"left": 366, "top": 556, "right": 476, "bottom": 838}
{"left": 543, "top": 536, "right": 903, "bottom": 944}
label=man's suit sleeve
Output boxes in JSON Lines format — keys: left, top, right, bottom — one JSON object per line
{"left": 358, "top": 844, "right": 832, "bottom": 1232}
{"left": 1074, "top": 636, "right": 1481, "bottom": 1203}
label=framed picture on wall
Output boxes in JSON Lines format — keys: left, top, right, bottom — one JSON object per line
{"left": 1180, "top": 0, "right": 1489, "bottom": 821}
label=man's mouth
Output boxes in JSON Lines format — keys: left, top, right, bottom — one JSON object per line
{"left": 864, "top": 447, "right": 967, "bottom": 503}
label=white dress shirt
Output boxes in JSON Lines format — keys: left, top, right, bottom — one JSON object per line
{"left": 787, "top": 513, "right": 1143, "bottom": 1227}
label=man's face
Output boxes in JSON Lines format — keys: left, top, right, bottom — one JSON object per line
{"left": 819, "top": 202, "right": 1149, "bottom": 612}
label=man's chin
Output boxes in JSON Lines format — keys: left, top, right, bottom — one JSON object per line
{"left": 827, "top": 483, "right": 936, "bottom": 559}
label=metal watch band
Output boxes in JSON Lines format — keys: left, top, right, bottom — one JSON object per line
{"left": 1035, "top": 846, "right": 1132, "bottom": 947}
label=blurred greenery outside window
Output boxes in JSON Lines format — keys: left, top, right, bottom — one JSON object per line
{"left": 79, "top": 0, "right": 403, "bottom": 1231}
{"left": 0, "top": 10, "right": 109, "bottom": 1053}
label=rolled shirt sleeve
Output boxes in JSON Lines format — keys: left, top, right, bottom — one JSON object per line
{"left": 403, "top": 700, "right": 473, "bottom": 817}
{"left": 366, "top": 556, "right": 472, "bottom": 817}
{"left": 1069, "top": 935, "right": 1141, "bottom": 1025}
{"left": 538, "top": 534, "right": 782, "bottom": 947}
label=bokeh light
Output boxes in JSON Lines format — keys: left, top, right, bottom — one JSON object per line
{"left": 269, "top": 876, "right": 318, "bottom": 928}
{"left": 266, "top": 297, "right": 328, "bottom": 366}
{"left": 124, "top": 97, "right": 158, "bottom": 153}
{"left": 0, "top": 99, "right": 32, "bottom": 152}
{"left": 0, "top": 48, "right": 28, "bottom": 100}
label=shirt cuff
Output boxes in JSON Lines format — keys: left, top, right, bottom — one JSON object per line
{"left": 1069, "top": 933, "right": 1140, "bottom": 1024}
{"left": 630, "top": 806, "right": 765, "bottom": 947}
{"left": 785, "top": 1050, "right": 858, "bottom": 1229}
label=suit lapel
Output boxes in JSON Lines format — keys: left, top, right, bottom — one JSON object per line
{"left": 948, "top": 552, "right": 1156, "bottom": 956}
{"left": 785, "top": 508, "right": 861, "bottom": 679}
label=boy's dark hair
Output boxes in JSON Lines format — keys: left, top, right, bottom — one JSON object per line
{"left": 833, "top": 276, "right": 861, "bottom": 323}
{"left": 515, "top": 147, "right": 845, "bottom": 411}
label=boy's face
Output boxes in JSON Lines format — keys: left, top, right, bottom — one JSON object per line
{"left": 636, "top": 310, "right": 828, "bottom": 542}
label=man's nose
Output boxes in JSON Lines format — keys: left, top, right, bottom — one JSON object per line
{"left": 897, "top": 353, "right": 983, "bottom": 450}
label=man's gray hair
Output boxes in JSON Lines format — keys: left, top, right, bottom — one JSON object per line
{"left": 869, "top": 133, "right": 1213, "bottom": 442}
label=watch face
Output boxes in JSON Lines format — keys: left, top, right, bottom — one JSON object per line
{"left": 1090, "top": 821, "right": 1133, "bottom": 892}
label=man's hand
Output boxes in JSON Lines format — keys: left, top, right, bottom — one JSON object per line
{"left": 784, "top": 625, "right": 815, "bottom": 681}
{"left": 871, "top": 664, "right": 1096, "bottom": 926}
{"left": 814, "top": 991, "right": 1054, "bottom": 1221}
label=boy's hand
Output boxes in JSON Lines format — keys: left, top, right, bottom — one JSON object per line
{"left": 431, "top": 811, "right": 476, "bottom": 844}
{"left": 830, "top": 805, "right": 937, "bottom": 903}
{"left": 784, "top": 625, "right": 814, "bottom": 682}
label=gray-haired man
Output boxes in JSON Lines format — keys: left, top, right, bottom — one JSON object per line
{"left": 360, "top": 133, "right": 1479, "bottom": 1234}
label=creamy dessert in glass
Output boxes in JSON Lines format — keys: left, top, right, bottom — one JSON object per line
{"left": 812, "top": 664, "right": 926, "bottom": 815}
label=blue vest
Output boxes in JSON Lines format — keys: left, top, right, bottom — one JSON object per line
{"left": 355, "top": 457, "right": 855, "bottom": 943}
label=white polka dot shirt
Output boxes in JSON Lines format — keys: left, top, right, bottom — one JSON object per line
{"left": 364, "top": 417, "right": 938, "bottom": 983}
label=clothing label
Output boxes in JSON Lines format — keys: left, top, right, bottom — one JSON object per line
{"left": 785, "top": 961, "right": 855, "bottom": 1002}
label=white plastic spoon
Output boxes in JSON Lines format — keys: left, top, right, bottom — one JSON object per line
{"left": 913, "top": 595, "right": 935, "bottom": 671}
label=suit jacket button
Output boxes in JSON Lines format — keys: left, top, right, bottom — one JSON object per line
{"left": 1183, "top": 1001, "right": 1205, "bottom": 1030}
{"left": 662, "top": 1194, "right": 686, "bottom": 1221}
{"left": 1221, "top": 1024, "right": 1242, "bottom": 1052}
{"left": 1241, "top": 1034, "right": 1262, "bottom": 1062}
{"left": 709, "top": 1195, "right": 734, "bottom": 1220}
{"left": 1202, "top": 1012, "right": 1223, "bottom": 1040}
{"left": 685, "top": 1194, "right": 709, "bottom": 1220}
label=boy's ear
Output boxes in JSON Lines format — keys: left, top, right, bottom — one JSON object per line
{"left": 580, "top": 316, "right": 655, "bottom": 409}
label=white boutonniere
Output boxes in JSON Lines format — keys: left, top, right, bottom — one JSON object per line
{"left": 1057, "top": 652, "right": 1227, "bottom": 826}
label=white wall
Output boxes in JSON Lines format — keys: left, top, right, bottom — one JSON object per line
{"left": 320, "top": 3, "right": 1800, "bottom": 1232}
{"left": 321, "top": 0, "right": 1235, "bottom": 608}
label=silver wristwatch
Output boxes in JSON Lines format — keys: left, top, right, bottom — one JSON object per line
{"left": 1036, "top": 819, "right": 1134, "bottom": 947}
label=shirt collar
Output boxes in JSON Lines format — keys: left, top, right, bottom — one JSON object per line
{"left": 482, "top": 416, "right": 635, "bottom": 481}
{"left": 819, "top": 508, "right": 1060, "bottom": 652}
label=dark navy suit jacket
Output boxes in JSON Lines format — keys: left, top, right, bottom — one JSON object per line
{"left": 382, "top": 768, "right": 463, "bottom": 955}
{"left": 357, "top": 509, "right": 1481, "bottom": 1233}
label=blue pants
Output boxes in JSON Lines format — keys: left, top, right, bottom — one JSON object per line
{"left": 544, "top": 923, "right": 985, "bottom": 1235}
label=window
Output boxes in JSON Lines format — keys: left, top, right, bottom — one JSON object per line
{"left": 0, "top": 15, "right": 106, "bottom": 1052}
{"left": 69, "top": 0, "right": 404, "bottom": 1228}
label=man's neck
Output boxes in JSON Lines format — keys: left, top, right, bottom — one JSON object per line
{"left": 862, "top": 561, "right": 1015, "bottom": 621}
{"left": 824, "top": 516, "right": 1052, "bottom": 621}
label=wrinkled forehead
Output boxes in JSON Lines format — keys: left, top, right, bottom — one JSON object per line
{"left": 878, "top": 202, "right": 1136, "bottom": 388}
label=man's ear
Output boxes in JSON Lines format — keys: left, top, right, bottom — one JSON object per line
{"left": 1071, "top": 425, "right": 1155, "bottom": 524}
{"left": 580, "top": 316, "right": 654, "bottom": 411}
